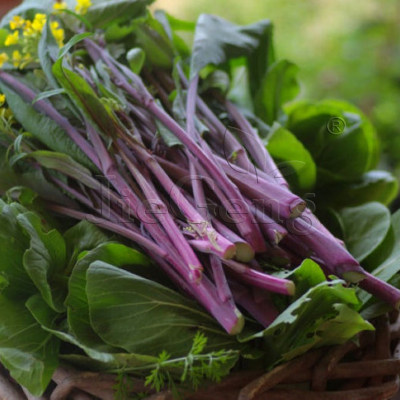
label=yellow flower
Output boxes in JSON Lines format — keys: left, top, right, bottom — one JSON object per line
{"left": 0, "top": 53, "right": 9, "bottom": 68}
{"left": 5, "top": 31, "right": 19, "bottom": 46}
{"left": 31, "top": 13, "right": 47, "bottom": 33}
{"left": 12, "top": 50, "right": 22, "bottom": 68}
{"left": 53, "top": 2, "right": 68, "bottom": 11}
{"left": 23, "top": 20, "right": 35, "bottom": 37}
{"left": 9, "top": 15, "right": 25, "bottom": 30}
{"left": 51, "top": 21, "right": 65, "bottom": 47}
{"left": 75, "top": 0, "right": 92, "bottom": 15}
{"left": 0, "top": 94, "right": 5, "bottom": 107}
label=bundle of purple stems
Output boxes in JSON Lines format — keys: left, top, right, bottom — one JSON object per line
{"left": 0, "top": 38, "right": 398, "bottom": 335}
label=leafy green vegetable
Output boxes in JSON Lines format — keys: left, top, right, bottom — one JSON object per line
{"left": 0, "top": 81, "right": 93, "bottom": 170}
{"left": 17, "top": 211, "right": 67, "bottom": 312}
{"left": 86, "top": 262, "right": 238, "bottom": 357}
{"left": 190, "top": 14, "right": 272, "bottom": 79}
{"left": 339, "top": 202, "right": 391, "bottom": 262}
{"left": 0, "top": 295, "right": 59, "bottom": 396}
{"left": 239, "top": 261, "right": 373, "bottom": 366}
{"left": 254, "top": 60, "right": 299, "bottom": 125}
{"left": 266, "top": 123, "right": 316, "bottom": 191}
{"left": 67, "top": 242, "right": 149, "bottom": 351}
{"left": 286, "top": 99, "right": 379, "bottom": 184}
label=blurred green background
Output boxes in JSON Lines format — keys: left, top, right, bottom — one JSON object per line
{"left": 153, "top": 0, "right": 400, "bottom": 173}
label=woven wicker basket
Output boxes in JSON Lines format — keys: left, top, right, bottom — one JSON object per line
{"left": 2, "top": 314, "right": 400, "bottom": 400}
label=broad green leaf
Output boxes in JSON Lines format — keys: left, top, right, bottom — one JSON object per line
{"left": 86, "top": 262, "right": 237, "bottom": 357}
{"left": 339, "top": 202, "right": 391, "bottom": 262}
{"left": 66, "top": 243, "right": 150, "bottom": 351}
{"left": 134, "top": 12, "right": 175, "bottom": 68}
{"left": 190, "top": 14, "right": 272, "bottom": 79}
{"left": 64, "top": 220, "right": 110, "bottom": 270}
{"left": 17, "top": 212, "right": 67, "bottom": 312}
{"left": 254, "top": 60, "right": 299, "bottom": 125}
{"left": 360, "top": 210, "right": 400, "bottom": 306}
{"left": 266, "top": 123, "right": 316, "bottom": 191}
{"left": 286, "top": 100, "right": 379, "bottom": 183}
{"left": 0, "top": 295, "right": 59, "bottom": 396}
{"left": 239, "top": 275, "right": 373, "bottom": 366}
{"left": 26, "top": 293, "right": 159, "bottom": 371}
{"left": 318, "top": 170, "right": 399, "bottom": 208}
{"left": 0, "top": 81, "right": 93, "bottom": 170}
{"left": 86, "top": 0, "right": 153, "bottom": 28}
{"left": 0, "top": 201, "right": 35, "bottom": 299}
{"left": 275, "top": 259, "right": 326, "bottom": 301}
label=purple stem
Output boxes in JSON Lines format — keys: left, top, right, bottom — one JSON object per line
{"left": 210, "top": 255, "right": 233, "bottom": 303}
{"left": 245, "top": 199, "right": 288, "bottom": 245}
{"left": 84, "top": 40, "right": 265, "bottom": 253}
{"left": 216, "top": 156, "right": 306, "bottom": 219}
{"left": 118, "top": 144, "right": 203, "bottom": 281}
{"left": 229, "top": 280, "right": 279, "bottom": 328}
{"left": 359, "top": 273, "right": 400, "bottom": 309}
{"left": 225, "top": 100, "right": 288, "bottom": 187}
{"left": 122, "top": 140, "right": 236, "bottom": 259}
{"left": 177, "top": 67, "right": 254, "bottom": 172}
{"left": 286, "top": 218, "right": 364, "bottom": 282}
{"left": 50, "top": 204, "right": 243, "bottom": 334}
{"left": 223, "top": 259, "right": 295, "bottom": 296}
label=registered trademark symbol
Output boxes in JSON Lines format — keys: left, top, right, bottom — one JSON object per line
{"left": 327, "top": 117, "right": 346, "bottom": 135}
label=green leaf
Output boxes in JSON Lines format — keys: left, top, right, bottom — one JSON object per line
{"left": 0, "top": 201, "right": 36, "bottom": 299}
{"left": 127, "top": 48, "right": 146, "bottom": 75}
{"left": 190, "top": 14, "right": 272, "bottom": 79}
{"left": 66, "top": 242, "right": 149, "bottom": 351}
{"left": 86, "top": 0, "right": 153, "bottom": 28}
{"left": 239, "top": 273, "right": 373, "bottom": 366}
{"left": 32, "top": 88, "right": 66, "bottom": 104}
{"left": 360, "top": 210, "right": 400, "bottom": 305}
{"left": 17, "top": 212, "right": 67, "bottom": 312}
{"left": 52, "top": 58, "right": 120, "bottom": 138}
{"left": 254, "top": 60, "right": 300, "bottom": 125}
{"left": 26, "top": 293, "right": 160, "bottom": 372}
{"left": 86, "top": 262, "right": 237, "bottom": 357}
{"left": 38, "top": 20, "right": 60, "bottom": 89}
{"left": 266, "top": 123, "right": 316, "bottom": 191}
{"left": 156, "top": 118, "right": 182, "bottom": 147}
{"left": 0, "top": 295, "right": 59, "bottom": 396}
{"left": 276, "top": 259, "right": 326, "bottom": 301}
{"left": 64, "top": 220, "right": 110, "bottom": 269}
{"left": 134, "top": 12, "right": 175, "bottom": 69}
{"left": 317, "top": 170, "right": 399, "bottom": 208}
{"left": 286, "top": 100, "right": 379, "bottom": 183}
{"left": 339, "top": 202, "right": 391, "bottom": 262}
{"left": 0, "top": 81, "right": 94, "bottom": 170}
{"left": 154, "top": 10, "right": 192, "bottom": 58}
{"left": 58, "top": 32, "right": 93, "bottom": 60}
{"left": 28, "top": 151, "right": 97, "bottom": 189}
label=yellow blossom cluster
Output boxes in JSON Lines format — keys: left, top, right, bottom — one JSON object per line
{"left": 0, "top": 11, "right": 67, "bottom": 70}
{"left": 53, "top": 1, "right": 92, "bottom": 16}
{"left": 74, "top": 0, "right": 92, "bottom": 16}
{"left": 0, "top": 93, "right": 14, "bottom": 125}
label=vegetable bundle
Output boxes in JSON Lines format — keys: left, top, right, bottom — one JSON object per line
{"left": 0, "top": 0, "right": 400, "bottom": 396}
